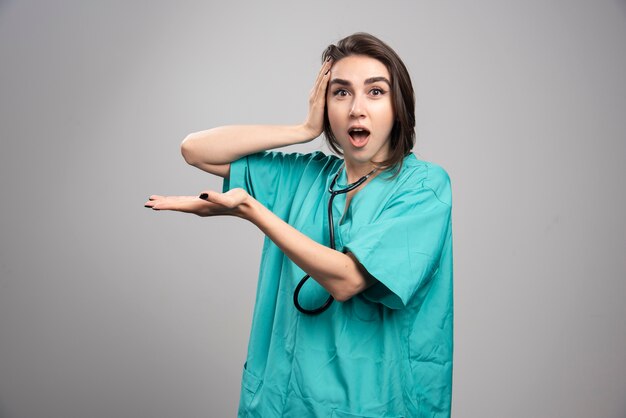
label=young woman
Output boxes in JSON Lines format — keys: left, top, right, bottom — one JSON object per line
{"left": 145, "top": 33, "right": 453, "bottom": 418}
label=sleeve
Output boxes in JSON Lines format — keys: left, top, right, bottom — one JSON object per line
{"left": 344, "top": 166, "right": 452, "bottom": 309}
{"left": 222, "top": 151, "right": 328, "bottom": 211}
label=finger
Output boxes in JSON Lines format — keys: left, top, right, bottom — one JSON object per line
{"left": 151, "top": 199, "right": 189, "bottom": 212}
{"left": 167, "top": 195, "right": 197, "bottom": 201}
{"left": 199, "top": 190, "right": 228, "bottom": 206}
{"left": 324, "top": 56, "right": 333, "bottom": 73}
{"left": 311, "top": 58, "right": 333, "bottom": 97}
{"left": 150, "top": 196, "right": 188, "bottom": 211}
{"left": 319, "top": 63, "right": 332, "bottom": 94}
{"left": 145, "top": 196, "right": 162, "bottom": 208}
{"left": 315, "top": 57, "right": 331, "bottom": 81}
{"left": 198, "top": 191, "right": 226, "bottom": 209}
{"left": 201, "top": 190, "right": 242, "bottom": 209}
{"left": 317, "top": 59, "right": 333, "bottom": 90}
{"left": 314, "top": 60, "right": 333, "bottom": 100}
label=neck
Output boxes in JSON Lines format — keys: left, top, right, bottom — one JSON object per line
{"left": 344, "top": 160, "right": 377, "bottom": 184}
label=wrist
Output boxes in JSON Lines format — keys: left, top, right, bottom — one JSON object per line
{"left": 296, "top": 123, "right": 320, "bottom": 144}
{"left": 236, "top": 193, "right": 260, "bottom": 222}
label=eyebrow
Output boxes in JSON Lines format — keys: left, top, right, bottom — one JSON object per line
{"left": 329, "top": 76, "right": 391, "bottom": 87}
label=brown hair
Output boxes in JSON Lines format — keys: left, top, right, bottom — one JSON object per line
{"left": 322, "top": 33, "right": 416, "bottom": 174}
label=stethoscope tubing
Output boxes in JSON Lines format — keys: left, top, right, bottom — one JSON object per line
{"left": 293, "top": 166, "right": 377, "bottom": 315}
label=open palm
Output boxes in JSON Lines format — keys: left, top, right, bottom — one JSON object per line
{"left": 144, "top": 188, "right": 250, "bottom": 217}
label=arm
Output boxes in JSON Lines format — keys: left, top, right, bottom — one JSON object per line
{"left": 180, "top": 125, "right": 314, "bottom": 178}
{"left": 180, "top": 58, "right": 333, "bottom": 178}
{"left": 144, "top": 188, "right": 375, "bottom": 302}
{"left": 239, "top": 191, "right": 376, "bottom": 302}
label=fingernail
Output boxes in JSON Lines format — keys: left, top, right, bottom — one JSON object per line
{"left": 144, "top": 205, "right": 151, "bottom": 208}
{"left": 199, "top": 193, "right": 208, "bottom": 200}
{"left": 326, "top": 56, "right": 331, "bottom": 62}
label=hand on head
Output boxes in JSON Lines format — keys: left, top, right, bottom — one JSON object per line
{"left": 302, "top": 57, "right": 333, "bottom": 140}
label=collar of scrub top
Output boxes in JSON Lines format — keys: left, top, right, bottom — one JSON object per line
{"left": 293, "top": 164, "right": 378, "bottom": 315}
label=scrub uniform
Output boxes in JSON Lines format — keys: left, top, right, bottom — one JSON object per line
{"left": 223, "top": 151, "right": 453, "bottom": 418}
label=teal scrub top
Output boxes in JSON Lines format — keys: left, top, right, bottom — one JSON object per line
{"left": 223, "top": 151, "right": 453, "bottom": 418}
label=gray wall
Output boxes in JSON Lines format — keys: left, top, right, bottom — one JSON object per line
{"left": 1, "top": 1, "right": 625, "bottom": 417}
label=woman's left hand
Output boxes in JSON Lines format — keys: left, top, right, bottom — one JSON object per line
{"left": 144, "top": 188, "right": 251, "bottom": 218}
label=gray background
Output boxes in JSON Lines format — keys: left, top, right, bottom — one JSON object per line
{"left": 1, "top": 0, "right": 625, "bottom": 417}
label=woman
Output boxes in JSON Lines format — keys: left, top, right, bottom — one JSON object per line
{"left": 145, "top": 33, "right": 453, "bottom": 418}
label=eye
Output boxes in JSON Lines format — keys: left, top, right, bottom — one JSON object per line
{"left": 369, "top": 87, "right": 386, "bottom": 96}
{"left": 332, "top": 89, "right": 349, "bottom": 97}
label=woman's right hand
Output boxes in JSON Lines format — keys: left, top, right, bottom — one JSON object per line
{"left": 301, "top": 58, "right": 333, "bottom": 140}
{"left": 180, "top": 58, "right": 334, "bottom": 172}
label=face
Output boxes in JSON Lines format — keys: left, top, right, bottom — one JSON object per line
{"left": 326, "top": 55, "right": 395, "bottom": 168}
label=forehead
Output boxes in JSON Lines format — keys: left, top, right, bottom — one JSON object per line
{"left": 330, "top": 55, "right": 390, "bottom": 82}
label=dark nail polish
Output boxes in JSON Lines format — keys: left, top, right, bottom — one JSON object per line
{"left": 144, "top": 205, "right": 151, "bottom": 208}
{"left": 199, "top": 193, "right": 208, "bottom": 200}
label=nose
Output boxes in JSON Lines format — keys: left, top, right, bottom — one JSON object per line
{"left": 349, "top": 95, "right": 365, "bottom": 118}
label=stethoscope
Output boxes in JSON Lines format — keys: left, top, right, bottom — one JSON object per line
{"left": 293, "top": 165, "right": 377, "bottom": 315}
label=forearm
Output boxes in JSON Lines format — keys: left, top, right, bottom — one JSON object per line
{"left": 180, "top": 124, "right": 317, "bottom": 166}
{"left": 147, "top": 186, "right": 373, "bottom": 300}
{"left": 238, "top": 195, "right": 374, "bottom": 302}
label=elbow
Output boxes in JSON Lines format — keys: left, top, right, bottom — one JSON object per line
{"left": 332, "top": 291, "right": 353, "bottom": 303}
{"left": 329, "top": 254, "right": 372, "bottom": 302}
{"left": 330, "top": 277, "right": 364, "bottom": 303}
{"left": 180, "top": 133, "right": 198, "bottom": 166}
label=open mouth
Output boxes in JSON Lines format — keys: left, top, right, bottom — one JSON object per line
{"left": 348, "top": 127, "right": 370, "bottom": 148}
